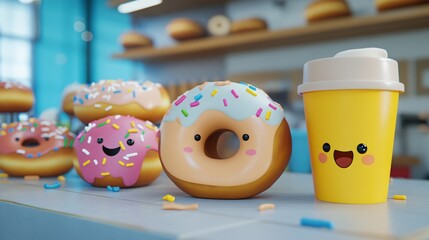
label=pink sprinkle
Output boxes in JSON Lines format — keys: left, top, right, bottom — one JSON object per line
{"left": 223, "top": 98, "right": 228, "bottom": 106}
{"left": 246, "top": 149, "right": 257, "bottom": 156}
{"left": 231, "top": 89, "right": 239, "bottom": 98}
{"left": 256, "top": 108, "right": 263, "bottom": 117}
{"left": 190, "top": 101, "right": 200, "bottom": 107}
{"left": 183, "top": 147, "right": 193, "bottom": 153}
{"left": 268, "top": 103, "right": 277, "bottom": 110}
{"left": 175, "top": 95, "right": 186, "bottom": 106}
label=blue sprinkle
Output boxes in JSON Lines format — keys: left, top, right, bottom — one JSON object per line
{"left": 85, "top": 93, "right": 89, "bottom": 99}
{"left": 113, "top": 90, "right": 121, "bottom": 94}
{"left": 44, "top": 182, "right": 61, "bottom": 189}
{"left": 106, "top": 185, "right": 113, "bottom": 191}
{"left": 132, "top": 90, "right": 136, "bottom": 98}
{"left": 73, "top": 96, "right": 77, "bottom": 102}
{"left": 53, "top": 147, "right": 59, "bottom": 152}
{"left": 37, "top": 152, "right": 42, "bottom": 157}
{"left": 112, "top": 186, "right": 120, "bottom": 192}
{"left": 300, "top": 218, "right": 333, "bottom": 230}
{"left": 78, "top": 98, "right": 84, "bottom": 104}
{"left": 194, "top": 94, "right": 203, "bottom": 101}
{"left": 101, "top": 86, "right": 105, "bottom": 92}
{"left": 26, "top": 154, "right": 33, "bottom": 158}
{"left": 240, "top": 82, "right": 248, "bottom": 86}
{"left": 8, "top": 128, "right": 14, "bottom": 133}
{"left": 249, "top": 85, "right": 257, "bottom": 91}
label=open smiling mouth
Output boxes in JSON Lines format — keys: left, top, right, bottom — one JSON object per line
{"left": 334, "top": 150, "right": 354, "bottom": 168}
{"left": 102, "top": 145, "right": 121, "bottom": 156}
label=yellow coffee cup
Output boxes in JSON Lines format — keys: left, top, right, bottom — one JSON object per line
{"left": 298, "top": 48, "right": 404, "bottom": 204}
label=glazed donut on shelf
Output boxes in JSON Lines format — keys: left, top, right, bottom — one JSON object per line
{"left": 375, "top": 0, "right": 429, "bottom": 12}
{"left": 230, "top": 18, "right": 267, "bottom": 34}
{"left": 159, "top": 81, "right": 292, "bottom": 199}
{"left": 73, "top": 115, "right": 162, "bottom": 187}
{"left": 0, "top": 81, "right": 34, "bottom": 113}
{"left": 207, "top": 15, "right": 231, "bottom": 37}
{"left": 305, "top": 0, "right": 352, "bottom": 23}
{"left": 166, "top": 18, "right": 205, "bottom": 41}
{"left": 0, "top": 118, "right": 76, "bottom": 177}
{"left": 62, "top": 83, "right": 86, "bottom": 116}
{"left": 73, "top": 80, "right": 171, "bottom": 124}
{"left": 120, "top": 31, "right": 153, "bottom": 49}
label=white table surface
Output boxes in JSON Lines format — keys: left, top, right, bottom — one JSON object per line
{"left": 0, "top": 170, "right": 428, "bottom": 240}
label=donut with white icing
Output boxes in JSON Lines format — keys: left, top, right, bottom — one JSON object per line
{"left": 73, "top": 115, "right": 162, "bottom": 187}
{"left": 0, "top": 119, "right": 75, "bottom": 177}
{"left": 160, "top": 81, "right": 292, "bottom": 199}
{"left": 73, "top": 80, "right": 170, "bottom": 124}
{"left": 0, "top": 81, "right": 34, "bottom": 113}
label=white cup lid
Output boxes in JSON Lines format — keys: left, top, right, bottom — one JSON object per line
{"left": 297, "top": 48, "right": 405, "bottom": 94}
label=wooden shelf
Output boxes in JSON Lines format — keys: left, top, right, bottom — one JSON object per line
{"left": 112, "top": 5, "right": 429, "bottom": 62}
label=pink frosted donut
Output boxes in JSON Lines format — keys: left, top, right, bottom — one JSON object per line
{"left": 73, "top": 115, "right": 162, "bottom": 187}
{"left": 73, "top": 80, "right": 170, "bottom": 124}
{"left": 0, "top": 118, "right": 75, "bottom": 177}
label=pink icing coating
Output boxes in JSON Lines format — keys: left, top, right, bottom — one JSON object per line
{"left": 73, "top": 80, "right": 165, "bottom": 110}
{"left": 74, "top": 115, "right": 159, "bottom": 186}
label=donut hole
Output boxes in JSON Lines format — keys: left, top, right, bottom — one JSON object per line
{"left": 22, "top": 138, "right": 40, "bottom": 147}
{"left": 204, "top": 129, "right": 240, "bottom": 160}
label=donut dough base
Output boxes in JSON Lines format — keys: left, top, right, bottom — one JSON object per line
{"left": 0, "top": 148, "right": 75, "bottom": 177}
{"left": 160, "top": 119, "right": 291, "bottom": 199}
{"left": 0, "top": 88, "right": 34, "bottom": 112}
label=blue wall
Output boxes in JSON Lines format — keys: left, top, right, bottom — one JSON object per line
{"left": 34, "top": 0, "right": 133, "bottom": 116}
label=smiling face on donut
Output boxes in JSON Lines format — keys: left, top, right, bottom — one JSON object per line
{"left": 74, "top": 115, "right": 161, "bottom": 187}
{"left": 160, "top": 81, "right": 291, "bottom": 199}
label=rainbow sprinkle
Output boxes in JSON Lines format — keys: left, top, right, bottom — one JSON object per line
{"left": 112, "top": 124, "right": 120, "bottom": 130}
{"left": 128, "top": 129, "right": 138, "bottom": 133}
{"left": 249, "top": 85, "right": 256, "bottom": 91}
{"left": 269, "top": 103, "right": 277, "bottom": 110}
{"left": 246, "top": 88, "right": 257, "bottom": 97}
{"left": 231, "top": 89, "right": 239, "bottom": 98}
{"left": 256, "top": 108, "right": 263, "bottom": 117}
{"left": 175, "top": 95, "right": 186, "bottom": 106}
{"left": 100, "top": 172, "right": 110, "bottom": 176}
{"left": 223, "top": 98, "right": 228, "bottom": 106}
{"left": 265, "top": 111, "right": 272, "bottom": 120}
{"left": 194, "top": 94, "right": 203, "bottom": 101}
{"left": 126, "top": 163, "right": 134, "bottom": 167}
{"left": 83, "top": 160, "right": 90, "bottom": 167}
{"left": 130, "top": 121, "right": 135, "bottom": 127}
{"left": 119, "top": 141, "right": 125, "bottom": 151}
{"left": 102, "top": 157, "right": 107, "bottom": 165}
{"left": 181, "top": 109, "right": 188, "bottom": 117}
{"left": 211, "top": 89, "right": 218, "bottom": 96}
{"left": 190, "top": 101, "right": 199, "bottom": 107}
{"left": 118, "top": 161, "right": 125, "bottom": 166}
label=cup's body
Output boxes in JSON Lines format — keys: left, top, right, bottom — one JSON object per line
{"left": 298, "top": 48, "right": 404, "bottom": 204}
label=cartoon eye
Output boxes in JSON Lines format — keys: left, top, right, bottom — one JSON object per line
{"left": 242, "top": 134, "right": 250, "bottom": 141}
{"left": 44, "top": 137, "right": 50, "bottom": 141}
{"left": 194, "top": 134, "right": 201, "bottom": 141}
{"left": 127, "top": 139, "right": 134, "bottom": 146}
{"left": 322, "top": 143, "right": 331, "bottom": 152}
{"left": 15, "top": 137, "right": 20, "bottom": 142}
{"left": 97, "top": 138, "right": 103, "bottom": 144}
{"left": 357, "top": 143, "right": 367, "bottom": 154}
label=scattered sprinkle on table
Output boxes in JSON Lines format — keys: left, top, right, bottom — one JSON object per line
{"left": 300, "top": 217, "right": 333, "bottom": 230}
{"left": 43, "top": 182, "right": 61, "bottom": 189}
{"left": 57, "top": 175, "right": 66, "bottom": 182}
{"left": 106, "top": 185, "right": 120, "bottom": 192}
{"left": 163, "top": 202, "right": 198, "bottom": 211}
{"left": 24, "top": 175, "right": 40, "bottom": 181}
{"left": 258, "top": 203, "right": 275, "bottom": 211}
{"left": 393, "top": 194, "right": 407, "bottom": 200}
{"left": 162, "top": 194, "right": 176, "bottom": 202}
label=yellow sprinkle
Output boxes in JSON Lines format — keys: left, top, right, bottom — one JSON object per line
{"left": 57, "top": 175, "right": 66, "bottom": 182}
{"left": 126, "top": 88, "right": 132, "bottom": 93}
{"left": 0, "top": 173, "right": 9, "bottom": 178}
{"left": 162, "top": 194, "right": 176, "bottom": 202}
{"left": 118, "top": 161, "right": 125, "bottom": 166}
{"left": 128, "top": 128, "right": 138, "bottom": 133}
{"left": 0, "top": 131, "right": 6, "bottom": 136}
{"left": 112, "top": 123, "right": 120, "bottom": 130}
{"left": 126, "top": 163, "right": 134, "bottom": 167}
{"left": 83, "top": 160, "right": 91, "bottom": 167}
{"left": 102, "top": 157, "right": 107, "bottom": 165}
{"left": 211, "top": 89, "right": 218, "bottom": 96}
{"left": 119, "top": 141, "right": 125, "bottom": 151}
{"left": 393, "top": 194, "right": 407, "bottom": 200}
{"left": 100, "top": 172, "right": 110, "bottom": 176}
{"left": 265, "top": 111, "right": 271, "bottom": 120}
{"left": 106, "top": 119, "right": 111, "bottom": 124}
{"left": 29, "top": 118, "right": 35, "bottom": 123}
{"left": 145, "top": 123, "right": 155, "bottom": 130}
{"left": 246, "top": 88, "right": 257, "bottom": 96}
{"left": 130, "top": 121, "right": 135, "bottom": 128}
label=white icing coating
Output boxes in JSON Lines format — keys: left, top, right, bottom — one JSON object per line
{"left": 162, "top": 81, "right": 284, "bottom": 127}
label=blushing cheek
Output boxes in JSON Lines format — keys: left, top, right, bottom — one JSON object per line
{"left": 246, "top": 149, "right": 256, "bottom": 156}
{"left": 362, "top": 154, "right": 375, "bottom": 165}
{"left": 183, "top": 147, "right": 193, "bottom": 153}
{"left": 318, "top": 153, "right": 327, "bottom": 163}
